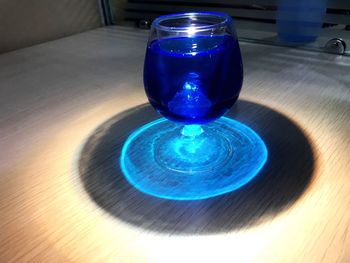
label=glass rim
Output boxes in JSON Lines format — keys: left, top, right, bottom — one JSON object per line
{"left": 152, "top": 12, "right": 231, "bottom": 32}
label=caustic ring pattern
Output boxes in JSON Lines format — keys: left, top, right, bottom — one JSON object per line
{"left": 120, "top": 117, "right": 268, "bottom": 200}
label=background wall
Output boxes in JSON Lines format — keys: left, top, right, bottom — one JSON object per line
{"left": 0, "top": 0, "right": 102, "bottom": 54}
{"left": 109, "top": 0, "right": 127, "bottom": 24}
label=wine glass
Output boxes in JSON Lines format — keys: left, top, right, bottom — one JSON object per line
{"left": 144, "top": 12, "right": 243, "bottom": 125}
{"left": 120, "top": 12, "right": 267, "bottom": 200}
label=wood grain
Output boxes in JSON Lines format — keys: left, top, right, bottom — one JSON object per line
{"left": 0, "top": 26, "right": 349, "bottom": 263}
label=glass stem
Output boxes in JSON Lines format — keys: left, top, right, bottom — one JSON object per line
{"left": 181, "top": 124, "right": 203, "bottom": 137}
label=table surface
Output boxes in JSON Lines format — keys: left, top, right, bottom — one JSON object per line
{"left": 0, "top": 26, "right": 349, "bottom": 263}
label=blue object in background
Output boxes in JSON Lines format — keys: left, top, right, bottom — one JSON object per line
{"left": 277, "top": 0, "right": 327, "bottom": 43}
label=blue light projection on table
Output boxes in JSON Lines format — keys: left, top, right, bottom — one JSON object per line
{"left": 120, "top": 12, "right": 268, "bottom": 200}
{"left": 120, "top": 117, "right": 267, "bottom": 200}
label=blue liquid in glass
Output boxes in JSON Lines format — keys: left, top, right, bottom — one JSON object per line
{"left": 144, "top": 35, "right": 243, "bottom": 124}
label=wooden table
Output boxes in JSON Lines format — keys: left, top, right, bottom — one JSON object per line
{"left": 0, "top": 26, "right": 349, "bottom": 263}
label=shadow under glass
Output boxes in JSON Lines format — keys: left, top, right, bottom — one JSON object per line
{"left": 79, "top": 100, "right": 314, "bottom": 234}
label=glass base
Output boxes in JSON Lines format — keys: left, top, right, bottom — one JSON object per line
{"left": 120, "top": 117, "right": 268, "bottom": 200}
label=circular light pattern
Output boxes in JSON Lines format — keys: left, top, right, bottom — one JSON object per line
{"left": 120, "top": 117, "right": 268, "bottom": 200}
